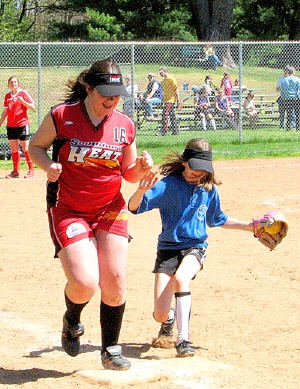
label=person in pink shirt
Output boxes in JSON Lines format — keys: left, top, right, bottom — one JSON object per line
{"left": 220, "top": 72, "right": 233, "bottom": 102}
{"left": 0, "top": 76, "right": 35, "bottom": 178}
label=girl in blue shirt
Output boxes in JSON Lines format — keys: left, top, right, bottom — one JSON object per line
{"left": 128, "top": 138, "right": 254, "bottom": 358}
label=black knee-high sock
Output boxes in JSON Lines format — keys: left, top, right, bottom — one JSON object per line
{"left": 100, "top": 301, "right": 125, "bottom": 352}
{"left": 64, "top": 291, "right": 89, "bottom": 325}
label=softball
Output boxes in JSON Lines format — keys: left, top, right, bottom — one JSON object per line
{"left": 264, "top": 221, "right": 281, "bottom": 234}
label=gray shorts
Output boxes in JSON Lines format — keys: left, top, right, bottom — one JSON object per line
{"left": 153, "top": 247, "right": 206, "bottom": 275}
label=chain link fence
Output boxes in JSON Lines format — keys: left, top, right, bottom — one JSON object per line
{"left": 0, "top": 41, "right": 299, "bottom": 158}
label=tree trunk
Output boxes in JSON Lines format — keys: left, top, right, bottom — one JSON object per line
{"left": 18, "top": 0, "right": 27, "bottom": 24}
{"left": 190, "top": 0, "right": 236, "bottom": 67}
{"left": 190, "top": 0, "right": 235, "bottom": 41}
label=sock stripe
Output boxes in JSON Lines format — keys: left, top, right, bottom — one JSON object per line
{"left": 175, "top": 291, "right": 191, "bottom": 298}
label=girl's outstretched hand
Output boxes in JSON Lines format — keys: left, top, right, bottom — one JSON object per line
{"left": 128, "top": 171, "right": 159, "bottom": 212}
{"left": 139, "top": 170, "right": 159, "bottom": 190}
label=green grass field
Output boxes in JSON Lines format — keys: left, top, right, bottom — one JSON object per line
{"left": 0, "top": 63, "right": 284, "bottom": 127}
{"left": 0, "top": 63, "right": 299, "bottom": 165}
{"left": 136, "top": 128, "right": 300, "bottom": 163}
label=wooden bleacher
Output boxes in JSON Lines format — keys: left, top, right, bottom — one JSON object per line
{"left": 135, "top": 88, "right": 281, "bottom": 133}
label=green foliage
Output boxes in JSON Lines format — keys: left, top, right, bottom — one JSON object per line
{"left": 232, "top": 0, "right": 300, "bottom": 40}
{"left": 84, "top": 2, "right": 196, "bottom": 41}
{"left": 45, "top": 0, "right": 196, "bottom": 41}
{"left": 150, "top": 10, "right": 196, "bottom": 41}
{"left": 86, "top": 8, "right": 133, "bottom": 41}
{"left": 0, "top": 0, "right": 33, "bottom": 41}
{"left": 0, "top": 0, "right": 299, "bottom": 42}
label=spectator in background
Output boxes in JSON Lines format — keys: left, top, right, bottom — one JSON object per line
{"left": 243, "top": 91, "right": 258, "bottom": 127}
{"left": 203, "top": 44, "right": 222, "bottom": 71}
{"left": 220, "top": 72, "right": 233, "bottom": 102}
{"left": 0, "top": 75, "right": 35, "bottom": 178}
{"left": 202, "top": 75, "right": 217, "bottom": 96}
{"left": 140, "top": 73, "right": 163, "bottom": 121}
{"left": 194, "top": 87, "right": 216, "bottom": 131}
{"left": 279, "top": 65, "right": 300, "bottom": 131}
{"left": 157, "top": 67, "right": 180, "bottom": 136}
{"left": 233, "top": 78, "right": 247, "bottom": 91}
{"left": 215, "top": 89, "right": 237, "bottom": 130}
{"left": 276, "top": 66, "right": 296, "bottom": 129}
{"left": 231, "top": 78, "right": 247, "bottom": 105}
{"left": 123, "top": 76, "right": 139, "bottom": 117}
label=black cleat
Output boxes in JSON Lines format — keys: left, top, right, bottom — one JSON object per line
{"left": 101, "top": 345, "right": 131, "bottom": 370}
{"left": 176, "top": 340, "right": 196, "bottom": 357}
{"left": 61, "top": 314, "right": 84, "bottom": 357}
{"left": 158, "top": 308, "right": 175, "bottom": 338}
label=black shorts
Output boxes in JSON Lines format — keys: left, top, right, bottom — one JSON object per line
{"left": 153, "top": 247, "right": 206, "bottom": 275}
{"left": 7, "top": 125, "right": 30, "bottom": 141}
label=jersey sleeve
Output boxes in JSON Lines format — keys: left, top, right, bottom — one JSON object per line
{"left": 3, "top": 93, "right": 9, "bottom": 108}
{"left": 22, "top": 90, "right": 34, "bottom": 104}
{"left": 206, "top": 186, "right": 228, "bottom": 227}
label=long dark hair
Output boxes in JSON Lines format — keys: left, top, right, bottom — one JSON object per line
{"left": 63, "top": 59, "right": 122, "bottom": 102}
{"left": 159, "top": 138, "right": 221, "bottom": 190}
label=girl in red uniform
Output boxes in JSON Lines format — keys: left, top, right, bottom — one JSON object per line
{"left": 0, "top": 76, "right": 35, "bottom": 178}
{"left": 29, "top": 59, "right": 153, "bottom": 370}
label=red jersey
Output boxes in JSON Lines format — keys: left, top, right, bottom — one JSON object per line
{"left": 48, "top": 101, "right": 136, "bottom": 214}
{"left": 4, "top": 90, "right": 33, "bottom": 127}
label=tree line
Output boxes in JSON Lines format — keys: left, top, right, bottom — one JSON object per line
{"left": 0, "top": 0, "right": 299, "bottom": 42}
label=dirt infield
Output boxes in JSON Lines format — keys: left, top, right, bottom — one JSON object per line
{"left": 0, "top": 157, "right": 299, "bottom": 389}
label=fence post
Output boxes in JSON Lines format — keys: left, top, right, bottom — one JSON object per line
{"left": 130, "top": 43, "right": 135, "bottom": 119}
{"left": 238, "top": 41, "right": 243, "bottom": 142}
{"left": 37, "top": 42, "right": 42, "bottom": 127}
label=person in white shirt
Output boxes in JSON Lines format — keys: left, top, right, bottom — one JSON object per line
{"left": 123, "top": 76, "right": 138, "bottom": 117}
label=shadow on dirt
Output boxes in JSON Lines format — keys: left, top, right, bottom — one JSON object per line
{"left": 27, "top": 342, "right": 153, "bottom": 359}
{"left": 0, "top": 367, "right": 73, "bottom": 385}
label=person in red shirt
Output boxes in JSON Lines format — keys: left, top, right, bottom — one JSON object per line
{"left": 28, "top": 59, "right": 153, "bottom": 371}
{"left": 0, "top": 76, "right": 35, "bottom": 178}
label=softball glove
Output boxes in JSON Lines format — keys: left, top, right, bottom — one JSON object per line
{"left": 253, "top": 210, "right": 288, "bottom": 251}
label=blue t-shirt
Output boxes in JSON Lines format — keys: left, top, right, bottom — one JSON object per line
{"left": 132, "top": 174, "right": 228, "bottom": 250}
{"left": 279, "top": 75, "right": 300, "bottom": 99}
{"left": 216, "top": 95, "right": 228, "bottom": 111}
